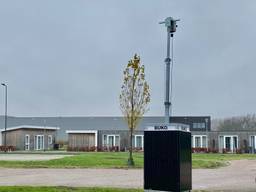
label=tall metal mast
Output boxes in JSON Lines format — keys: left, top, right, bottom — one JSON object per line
{"left": 159, "top": 17, "right": 179, "bottom": 124}
{"left": 1, "top": 83, "right": 7, "bottom": 152}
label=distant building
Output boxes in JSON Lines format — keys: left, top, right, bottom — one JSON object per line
{"left": 0, "top": 125, "right": 59, "bottom": 150}
{"left": 66, "top": 130, "right": 98, "bottom": 150}
{"left": 0, "top": 116, "right": 255, "bottom": 153}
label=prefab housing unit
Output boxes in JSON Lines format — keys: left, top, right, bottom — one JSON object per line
{"left": 0, "top": 129, "right": 2, "bottom": 145}
{"left": 95, "top": 130, "right": 146, "bottom": 151}
{"left": 66, "top": 130, "right": 98, "bottom": 150}
{"left": 4, "top": 116, "right": 256, "bottom": 153}
{"left": 191, "top": 130, "right": 256, "bottom": 153}
{"left": 0, "top": 125, "right": 59, "bottom": 150}
{"left": 66, "top": 129, "right": 145, "bottom": 151}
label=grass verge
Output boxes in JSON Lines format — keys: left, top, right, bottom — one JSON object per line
{"left": 0, "top": 152, "right": 255, "bottom": 169}
{"left": 0, "top": 152, "right": 143, "bottom": 169}
{"left": 0, "top": 186, "right": 228, "bottom": 192}
{"left": 192, "top": 153, "right": 256, "bottom": 168}
{"left": 0, "top": 186, "right": 142, "bottom": 192}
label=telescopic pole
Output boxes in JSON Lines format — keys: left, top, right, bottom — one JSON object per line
{"left": 159, "top": 17, "right": 179, "bottom": 124}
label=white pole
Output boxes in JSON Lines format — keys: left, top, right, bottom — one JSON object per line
{"left": 164, "top": 31, "right": 171, "bottom": 124}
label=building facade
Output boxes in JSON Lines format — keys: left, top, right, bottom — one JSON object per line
{"left": 0, "top": 116, "right": 255, "bottom": 153}
{"left": 0, "top": 125, "right": 59, "bottom": 150}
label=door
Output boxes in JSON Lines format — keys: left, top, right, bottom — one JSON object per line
{"left": 233, "top": 137, "right": 238, "bottom": 151}
{"left": 108, "top": 135, "right": 114, "bottom": 148}
{"left": 35, "top": 135, "right": 44, "bottom": 150}
{"left": 224, "top": 136, "right": 238, "bottom": 153}
{"left": 25, "top": 135, "right": 30, "bottom": 150}
{"left": 225, "top": 137, "right": 231, "bottom": 151}
{"left": 194, "top": 136, "right": 201, "bottom": 148}
{"left": 251, "top": 136, "right": 256, "bottom": 153}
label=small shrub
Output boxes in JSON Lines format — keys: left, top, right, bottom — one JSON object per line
{"left": 208, "top": 148, "right": 218, "bottom": 153}
{"left": 235, "top": 148, "right": 243, "bottom": 154}
{"left": 0, "top": 145, "right": 16, "bottom": 152}
{"left": 192, "top": 147, "right": 208, "bottom": 153}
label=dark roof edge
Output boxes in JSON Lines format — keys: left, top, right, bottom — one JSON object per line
{"left": 2, "top": 115, "right": 211, "bottom": 118}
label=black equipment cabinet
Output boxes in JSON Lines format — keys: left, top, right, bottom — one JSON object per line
{"left": 144, "top": 130, "right": 192, "bottom": 192}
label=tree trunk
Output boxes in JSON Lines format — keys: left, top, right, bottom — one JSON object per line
{"left": 128, "top": 128, "right": 135, "bottom": 166}
{"left": 127, "top": 68, "right": 135, "bottom": 167}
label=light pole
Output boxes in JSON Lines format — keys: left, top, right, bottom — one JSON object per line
{"left": 159, "top": 17, "right": 180, "bottom": 124}
{"left": 1, "top": 83, "right": 7, "bottom": 152}
{"left": 205, "top": 118, "right": 209, "bottom": 150}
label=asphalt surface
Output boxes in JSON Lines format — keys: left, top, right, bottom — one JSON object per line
{"left": 0, "top": 160, "right": 255, "bottom": 191}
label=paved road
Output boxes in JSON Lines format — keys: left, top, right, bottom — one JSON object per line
{"left": 0, "top": 160, "right": 256, "bottom": 191}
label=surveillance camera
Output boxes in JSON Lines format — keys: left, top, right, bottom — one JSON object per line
{"left": 159, "top": 17, "right": 180, "bottom": 33}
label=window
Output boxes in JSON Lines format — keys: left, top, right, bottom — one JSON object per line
{"left": 25, "top": 135, "right": 30, "bottom": 150}
{"left": 115, "top": 135, "right": 120, "bottom": 146}
{"left": 135, "top": 135, "right": 144, "bottom": 149}
{"left": 103, "top": 135, "right": 107, "bottom": 146}
{"left": 194, "top": 136, "right": 201, "bottom": 148}
{"left": 202, "top": 136, "right": 207, "bottom": 148}
{"left": 192, "top": 135, "right": 207, "bottom": 148}
{"left": 48, "top": 135, "right": 53, "bottom": 145}
{"left": 102, "top": 135, "right": 120, "bottom": 149}
{"left": 192, "top": 122, "right": 206, "bottom": 129}
{"left": 136, "top": 136, "right": 143, "bottom": 148}
{"left": 132, "top": 135, "right": 144, "bottom": 149}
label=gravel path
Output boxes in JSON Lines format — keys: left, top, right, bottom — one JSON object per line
{"left": 193, "top": 159, "right": 256, "bottom": 191}
{"left": 0, "top": 160, "right": 255, "bottom": 191}
{"left": 0, "top": 168, "right": 141, "bottom": 188}
{"left": 0, "top": 154, "right": 73, "bottom": 161}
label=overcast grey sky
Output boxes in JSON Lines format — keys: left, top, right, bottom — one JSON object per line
{"left": 0, "top": 0, "right": 256, "bottom": 118}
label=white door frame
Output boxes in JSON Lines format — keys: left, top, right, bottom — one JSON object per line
{"left": 134, "top": 135, "right": 144, "bottom": 149}
{"left": 250, "top": 135, "right": 256, "bottom": 150}
{"left": 103, "top": 135, "right": 120, "bottom": 148}
{"left": 25, "top": 134, "right": 30, "bottom": 150}
{"left": 192, "top": 135, "right": 207, "bottom": 148}
{"left": 107, "top": 135, "right": 115, "bottom": 147}
{"left": 35, "top": 135, "right": 44, "bottom": 150}
{"left": 222, "top": 135, "right": 238, "bottom": 153}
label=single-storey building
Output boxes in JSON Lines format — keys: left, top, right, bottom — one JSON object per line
{"left": 0, "top": 129, "right": 2, "bottom": 146}
{"left": 0, "top": 116, "right": 256, "bottom": 153}
{"left": 66, "top": 130, "right": 98, "bottom": 150}
{"left": 66, "top": 129, "right": 143, "bottom": 151}
{"left": 0, "top": 125, "right": 59, "bottom": 150}
{"left": 191, "top": 130, "right": 256, "bottom": 153}
{"left": 65, "top": 123, "right": 189, "bottom": 151}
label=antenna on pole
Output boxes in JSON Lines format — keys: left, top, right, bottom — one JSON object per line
{"left": 159, "top": 17, "right": 180, "bottom": 124}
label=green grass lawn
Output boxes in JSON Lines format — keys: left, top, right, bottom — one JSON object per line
{"left": 0, "top": 186, "right": 208, "bottom": 192}
{"left": 0, "top": 186, "right": 142, "bottom": 192}
{"left": 0, "top": 152, "right": 143, "bottom": 169}
{"left": 0, "top": 152, "right": 256, "bottom": 169}
{"left": 192, "top": 153, "right": 256, "bottom": 168}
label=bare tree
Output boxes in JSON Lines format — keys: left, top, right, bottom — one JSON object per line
{"left": 217, "top": 114, "right": 256, "bottom": 131}
{"left": 119, "top": 54, "right": 150, "bottom": 166}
